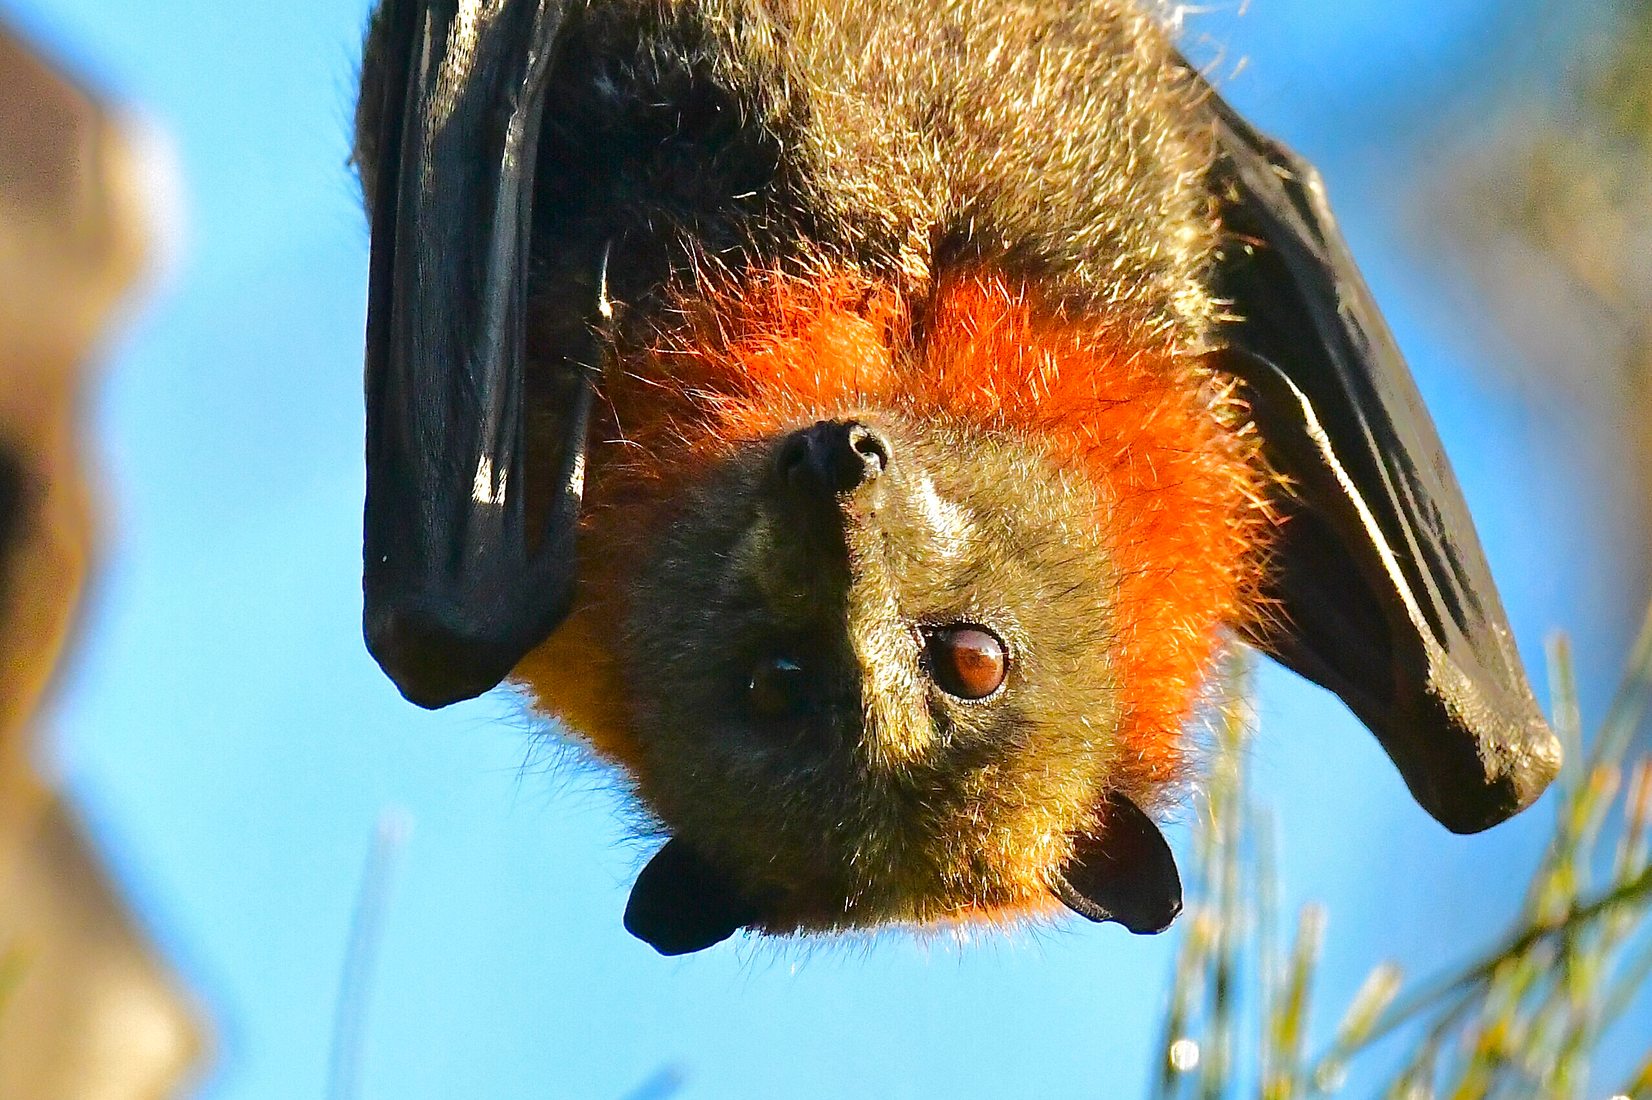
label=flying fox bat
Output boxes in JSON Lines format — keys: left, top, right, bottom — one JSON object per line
{"left": 354, "top": 0, "right": 1563, "bottom": 955}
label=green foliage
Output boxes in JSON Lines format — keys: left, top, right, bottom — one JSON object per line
{"left": 1153, "top": 614, "right": 1652, "bottom": 1099}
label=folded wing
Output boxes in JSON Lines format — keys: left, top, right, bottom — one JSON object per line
{"left": 1196, "top": 72, "right": 1560, "bottom": 832}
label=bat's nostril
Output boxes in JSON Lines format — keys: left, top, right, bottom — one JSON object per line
{"left": 778, "top": 419, "right": 891, "bottom": 496}
{"left": 847, "top": 423, "right": 890, "bottom": 475}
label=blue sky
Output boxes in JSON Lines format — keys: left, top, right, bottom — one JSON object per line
{"left": 6, "top": 1, "right": 1643, "bottom": 1096}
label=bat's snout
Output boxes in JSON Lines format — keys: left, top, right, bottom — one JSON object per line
{"left": 774, "top": 418, "right": 892, "bottom": 498}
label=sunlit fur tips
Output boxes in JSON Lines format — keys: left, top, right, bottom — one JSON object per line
{"left": 353, "top": 0, "right": 1220, "bottom": 359}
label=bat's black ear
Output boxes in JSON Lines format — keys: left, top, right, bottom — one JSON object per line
{"left": 1189, "top": 69, "right": 1562, "bottom": 833}
{"left": 1053, "top": 792, "right": 1182, "bottom": 935}
{"left": 625, "top": 838, "right": 762, "bottom": 956}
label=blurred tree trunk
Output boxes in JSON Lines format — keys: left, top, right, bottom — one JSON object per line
{"left": 0, "top": 19, "right": 204, "bottom": 1098}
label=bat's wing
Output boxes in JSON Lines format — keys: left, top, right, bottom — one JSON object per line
{"left": 1196, "top": 77, "right": 1561, "bottom": 833}
{"left": 361, "top": 0, "right": 597, "bottom": 708}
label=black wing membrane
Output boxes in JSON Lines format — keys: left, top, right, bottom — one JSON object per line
{"left": 1195, "top": 77, "right": 1561, "bottom": 832}
{"left": 362, "top": 0, "right": 596, "bottom": 709}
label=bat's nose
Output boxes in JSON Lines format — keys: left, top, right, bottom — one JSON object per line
{"left": 776, "top": 419, "right": 891, "bottom": 497}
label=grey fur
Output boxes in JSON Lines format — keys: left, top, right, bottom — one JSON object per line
{"left": 357, "top": 0, "right": 1216, "bottom": 354}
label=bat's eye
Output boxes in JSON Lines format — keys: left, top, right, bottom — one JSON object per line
{"left": 748, "top": 656, "right": 810, "bottom": 719}
{"left": 926, "top": 626, "right": 1008, "bottom": 700}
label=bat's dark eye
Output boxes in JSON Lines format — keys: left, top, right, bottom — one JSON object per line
{"left": 926, "top": 626, "right": 1008, "bottom": 700}
{"left": 748, "top": 656, "right": 809, "bottom": 719}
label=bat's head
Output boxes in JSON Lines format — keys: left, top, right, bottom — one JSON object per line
{"left": 622, "top": 411, "right": 1145, "bottom": 946}
{"left": 524, "top": 272, "right": 1267, "bottom": 954}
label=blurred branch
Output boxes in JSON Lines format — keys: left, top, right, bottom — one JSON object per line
{"left": 1423, "top": 2, "right": 1652, "bottom": 605}
{"left": 326, "top": 810, "right": 413, "bottom": 1100}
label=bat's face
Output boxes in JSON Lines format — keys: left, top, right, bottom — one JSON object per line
{"left": 620, "top": 411, "right": 1124, "bottom": 931}
{"left": 509, "top": 269, "right": 1251, "bottom": 952}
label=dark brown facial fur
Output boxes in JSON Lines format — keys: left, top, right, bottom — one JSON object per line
{"left": 620, "top": 412, "right": 1130, "bottom": 929}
